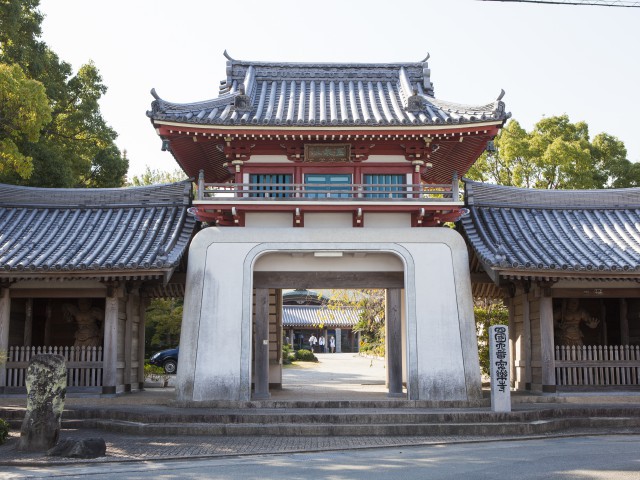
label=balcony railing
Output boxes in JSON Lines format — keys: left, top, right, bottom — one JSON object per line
{"left": 196, "top": 182, "right": 462, "bottom": 203}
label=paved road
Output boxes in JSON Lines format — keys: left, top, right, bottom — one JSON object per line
{"left": 3, "top": 435, "right": 640, "bottom": 479}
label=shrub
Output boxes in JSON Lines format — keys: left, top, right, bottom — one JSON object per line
{"left": 0, "top": 419, "right": 9, "bottom": 445}
{"left": 282, "top": 344, "right": 296, "bottom": 365}
{"left": 295, "top": 349, "right": 317, "bottom": 362}
{"left": 144, "top": 362, "right": 169, "bottom": 385}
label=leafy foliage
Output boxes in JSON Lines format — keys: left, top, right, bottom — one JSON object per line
{"left": 324, "top": 289, "right": 385, "bottom": 356}
{"left": 468, "top": 115, "right": 636, "bottom": 189}
{"left": 294, "top": 349, "right": 317, "bottom": 362}
{"left": 282, "top": 344, "right": 296, "bottom": 365}
{"left": 144, "top": 362, "right": 169, "bottom": 385}
{"left": 0, "top": 418, "right": 8, "bottom": 445}
{"left": 145, "top": 299, "right": 182, "bottom": 356}
{"left": 127, "top": 166, "right": 188, "bottom": 186}
{"left": 475, "top": 299, "right": 509, "bottom": 377}
{"left": 0, "top": 63, "right": 51, "bottom": 178}
{"left": 0, "top": 0, "right": 128, "bottom": 187}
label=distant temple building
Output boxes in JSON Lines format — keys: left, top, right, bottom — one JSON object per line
{"left": 282, "top": 289, "right": 360, "bottom": 353}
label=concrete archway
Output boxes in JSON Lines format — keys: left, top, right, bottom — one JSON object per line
{"left": 175, "top": 226, "right": 481, "bottom": 405}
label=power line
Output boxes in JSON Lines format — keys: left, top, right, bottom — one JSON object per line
{"left": 481, "top": 0, "right": 640, "bottom": 6}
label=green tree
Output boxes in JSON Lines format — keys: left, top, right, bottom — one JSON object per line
{"left": 467, "top": 115, "right": 637, "bottom": 189}
{"left": 474, "top": 298, "right": 509, "bottom": 377}
{"left": 127, "top": 165, "right": 187, "bottom": 186}
{"left": 323, "top": 289, "right": 386, "bottom": 356}
{"left": 145, "top": 298, "right": 183, "bottom": 355}
{"left": 0, "top": 63, "right": 51, "bottom": 178}
{"left": 0, "top": 0, "right": 128, "bottom": 187}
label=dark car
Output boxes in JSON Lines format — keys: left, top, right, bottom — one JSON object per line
{"left": 149, "top": 347, "right": 179, "bottom": 374}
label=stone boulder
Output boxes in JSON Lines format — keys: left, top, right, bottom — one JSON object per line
{"left": 17, "top": 354, "right": 67, "bottom": 452}
{"left": 47, "top": 438, "right": 107, "bottom": 459}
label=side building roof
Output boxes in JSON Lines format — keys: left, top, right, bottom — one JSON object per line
{"left": 0, "top": 181, "right": 196, "bottom": 283}
{"left": 460, "top": 180, "right": 640, "bottom": 284}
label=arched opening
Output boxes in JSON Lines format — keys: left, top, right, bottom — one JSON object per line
{"left": 251, "top": 251, "right": 406, "bottom": 400}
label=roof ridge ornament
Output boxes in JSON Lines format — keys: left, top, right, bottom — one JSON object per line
{"left": 223, "top": 50, "right": 235, "bottom": 61}
{"left": 421, "top": 53, "right": 430, "bottom": 63}
{"left": 497, "top": 89, "right": 505, "bottom": 101}
{"left": 406, "top": 87, "right": 426, "bottom": 112}
{"left": 233, "top": 83, "right": 252, "bottom": 112}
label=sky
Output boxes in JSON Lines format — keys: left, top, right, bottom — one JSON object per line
{"left": 37, "top": 0, "right": 640, "bottom": 180}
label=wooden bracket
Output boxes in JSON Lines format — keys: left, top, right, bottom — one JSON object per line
{"left": 224, "top": 144, "right": 254, "bottom": 161}
{"left": 293, "top": 208, "right": 304, "bottom": 227}
{"left": 353, "top": 208, "right": 364, "bottom": 227}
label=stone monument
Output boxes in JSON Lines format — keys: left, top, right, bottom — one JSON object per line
{"left": 17, "top": 354, "right": 67, "bottom": 452}
{"left": 489, "top": 325, "right": 511, "bottom": 413}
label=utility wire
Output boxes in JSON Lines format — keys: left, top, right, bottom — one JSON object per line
{"left": 481, "top": 0, "right": 640, "bottom": 7}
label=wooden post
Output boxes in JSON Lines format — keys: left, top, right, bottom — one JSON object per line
{"left": 43, "top": 301, "right": 52, "bottom": 346}
{"left": 253, "top": 288, "right": 270, "bottom": 399}
{"left": 138, "top": 297, "right": 149, "bottom": 389}
{"left": 102, "top": 289, "right": 119, "bottom": 394}
{"left": 0, "top": 288, "right": 10, "bottom": 389}
{"left": 523, "top": 293, "right": 532, "bottom": 390}
{"left": 540, "top": 296, "right": 556, "bottom": 392}
{"left": 24, "top": 298, "right": 33, "bottom": 346}
{"left": 601, "top": 300, "right": 608, "bottom": 345}
{"left": 507, "top": 297, "right": 515, "bottom": 387}
{"left": 621, "top": 299, "right": 629, "bottom": 345}
{"left": 123, "top": 290, "right": 134, "bottom": 392}
{"left": 387, "top": 288, "right": 403, "bottom": 397}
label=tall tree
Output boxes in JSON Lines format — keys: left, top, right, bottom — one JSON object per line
{"left": 0, "top": 0, "right": 128, "bottom": 187}
{"left": 0, "top": 63, "right": 50, "bottom": 178}
{"left": 467, "top": 115, "right": 637, "bottom": 189}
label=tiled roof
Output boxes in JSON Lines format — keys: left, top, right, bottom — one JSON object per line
{"left": 148, "top": 52, "right": 509, "bottom": 128}
{"left": 282, "top": 289, "right": 328, "bottom": 305}
{"left": 0, "top": 182, "right": 196, "bottom": 279}
{"left": 460, "top": 180, "right": 640, "bottom": 279}
{"left": 282, "top": 305, "right": 360, "bottom": 328}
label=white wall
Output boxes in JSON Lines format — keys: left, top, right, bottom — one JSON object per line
{"left": 177, "top": 226, "right": 481, "bottom": 403}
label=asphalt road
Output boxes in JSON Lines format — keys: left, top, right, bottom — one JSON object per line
{"left": 4, "top": 435, "right": 640, "bottom": 480}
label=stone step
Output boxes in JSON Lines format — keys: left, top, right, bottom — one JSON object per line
{"left": 4, "top": 405, "right": 640, "bottom": 437}
{"left": 55, "top": 415, "right": 640, "bottom": 437}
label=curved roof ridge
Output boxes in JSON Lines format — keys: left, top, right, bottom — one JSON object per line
{"left": 427, "top": 95, "right": 508, "bottom": 116}
{"left": 0, "top": 181, "right": 192, "bottom": 209}
{"left": 223, "top": 50, "right": 430, "bottom": 69}
{"left": 464, "top": 179, "right": 640, "bottom": 209}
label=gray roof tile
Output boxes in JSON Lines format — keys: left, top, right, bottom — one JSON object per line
{"left": 148, "top": 53, "right": 509, "bottom": 128}
{"left": 460, "top": 180, "right": 640, "bottom": 277}
{"left": 282, "top": 305, "right": 360, "bottom": 328}
{"left": 0, "top": 182, "right": 196, "bottom": 278}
